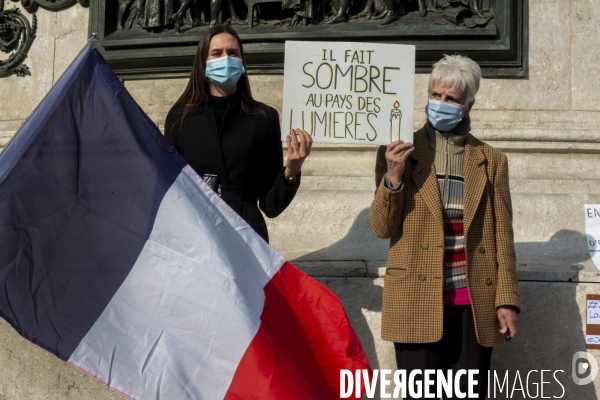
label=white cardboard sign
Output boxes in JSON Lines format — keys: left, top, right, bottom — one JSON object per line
{"left": 281, "top": 41, "right": 415, "bottom": 146}
{"left": 585, "top": 204, "right": 600, "bottom": 270}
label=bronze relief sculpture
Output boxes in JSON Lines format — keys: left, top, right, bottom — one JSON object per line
{"left": 91, "top": 0, "right": 526, "bottom": 80}
{"left": 1, "top": 0, "right": 524, "bottom": 80}
{"left": 116, "top": 0, "right": 495, "bottom": 32}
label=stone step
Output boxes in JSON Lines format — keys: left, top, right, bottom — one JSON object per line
{"left": 294, "top": 259, "right": 600, "bottom": 284}
{"left": 298, "top": 176, "right": 600, "bottom": 194}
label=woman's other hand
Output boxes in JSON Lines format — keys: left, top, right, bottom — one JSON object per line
{"left": 497, "top": 306, "right": 518, "bottom": 339}
{"left": 285, "top": 128, "right": 312, "bottom": 179}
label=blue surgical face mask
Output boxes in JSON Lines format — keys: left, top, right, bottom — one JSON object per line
{"left": 425, "top": 98, "right": 465, "bottom": 132}
{"left": 205, "top": 56, "right": 245, "bottom": 90}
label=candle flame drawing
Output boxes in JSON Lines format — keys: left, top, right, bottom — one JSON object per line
{"left": 390, "top": 100, "right": 402, "bottom": 142}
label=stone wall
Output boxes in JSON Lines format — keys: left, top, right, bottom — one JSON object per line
{"left": 2, "top": 0, "right": 600, "bottom": 398}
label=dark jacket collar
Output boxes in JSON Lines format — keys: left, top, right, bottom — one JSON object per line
{"left": 208, "top": 91, "right": 241, "bottom": 111}
{"left": 185, "top": 90, "right": 242, "bottom": 116}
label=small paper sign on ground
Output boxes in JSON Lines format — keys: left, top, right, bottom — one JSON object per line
{"left": 587, "top": 294, "right": 600, "bottom": 349}
{"left": 282, "top": 41, "right": 415, "bottom": 146}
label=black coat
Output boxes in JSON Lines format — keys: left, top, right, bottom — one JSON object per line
{"left": 164, "top": 94, "right": 299, "bottom": 243}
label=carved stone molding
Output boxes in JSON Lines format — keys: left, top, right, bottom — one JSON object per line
{"left": 0, "top": 5, "right": 36, "bottom": 77}
{"left": 19, "top": 0, "right": 87, "bottom": 13}
{"left": 0, "top": 0, "right": 89, "bottom": 78}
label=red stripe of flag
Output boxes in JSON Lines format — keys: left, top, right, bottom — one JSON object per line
{"left": 225, "top": 262, "right": 371, "bottom": 399}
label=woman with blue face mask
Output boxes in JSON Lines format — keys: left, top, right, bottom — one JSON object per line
{"left": 371, "top": 54, "right": 520, "bottom": 399}
{"left": 164, "top": 26, "right": 312, "bottom": 243}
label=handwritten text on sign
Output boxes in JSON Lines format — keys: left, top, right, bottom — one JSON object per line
{"left": 282, "top": 41, "right": 415, "bottom": 145}
{"left": 587, "top": 335, "right": 600, "bottom": 344}
{"left": 588, "top": 300, "right": 600, "bottom": 324}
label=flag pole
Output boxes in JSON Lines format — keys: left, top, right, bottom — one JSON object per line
{"left": 0, "top": 34, "right": 98, "bottom": 159}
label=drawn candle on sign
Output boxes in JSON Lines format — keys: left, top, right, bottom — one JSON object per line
{"left": 390, "top": 101, "right": 401, "bottom": 142}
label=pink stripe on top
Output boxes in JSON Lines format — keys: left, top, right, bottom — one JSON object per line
{"left": 443, "top": 287, "right": 471, "bottom": 305}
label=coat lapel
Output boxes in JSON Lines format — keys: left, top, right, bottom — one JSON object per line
{"left": 411, "top": 128, "right": 444, "bottom": 230}
{"left": 463, "top": 134, "right": 487, "bottom": 236}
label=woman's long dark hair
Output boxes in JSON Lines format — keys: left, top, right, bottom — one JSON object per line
{"left": 171, "top": 25, "right": 267, "bottom": 119}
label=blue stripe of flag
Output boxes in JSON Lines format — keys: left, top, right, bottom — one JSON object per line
{"left": 0, "top": 43, "right": 186, "bottom": 359}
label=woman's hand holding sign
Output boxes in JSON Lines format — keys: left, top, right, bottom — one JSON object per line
{"left": 385, "top": 140, "right": 414, "bottom": 187}
{"left": 285, "top": 128, "right": 313, "bottom": 179}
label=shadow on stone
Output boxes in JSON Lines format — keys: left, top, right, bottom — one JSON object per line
{"left": 294, "top": 207, "right": 387, "bottom": 262}
{"left": 494, "top": 229, "right": 596, "bottom": 399}
{"left": 515, "top": 229, "right": 590, "bottom": 267}
{"left": 297, "top": 214, "right": 599, "bottom": 399}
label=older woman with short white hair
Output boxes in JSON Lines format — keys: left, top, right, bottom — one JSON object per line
{"left": 371, "top": 54, "right": 520, "bottom": 399}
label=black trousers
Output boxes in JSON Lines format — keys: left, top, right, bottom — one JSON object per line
{"left": 394, "top": 305, "right": 492, "bottom": 400}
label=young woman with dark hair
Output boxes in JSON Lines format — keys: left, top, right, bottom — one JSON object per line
{"left": 164, "top": 26, "right": 311, "bottom": 243}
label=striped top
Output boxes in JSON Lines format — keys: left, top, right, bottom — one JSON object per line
{"left": 426, "top": 119, "right": 471, "bottom": 305}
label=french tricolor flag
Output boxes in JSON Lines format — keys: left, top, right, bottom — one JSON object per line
{"left": 0, "top": 40, "right": 370, "bottom": 399}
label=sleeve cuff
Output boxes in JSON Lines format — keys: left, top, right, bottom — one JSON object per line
{"left": 496, "top": 304, "right": 521, "bottom": 314}
{"left": 384, "top": 174, "right": 403, "bottom": 191}
{"left": 282, "top": 169, "right": 301, "bottom": 187}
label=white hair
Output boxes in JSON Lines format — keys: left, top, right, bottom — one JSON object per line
{"left": 428, "top": 54, "right": 482, "bottom": 104}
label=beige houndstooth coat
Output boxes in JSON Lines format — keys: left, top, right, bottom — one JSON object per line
{"left": 371, "top": 125, "right": 521, "bottom": 347}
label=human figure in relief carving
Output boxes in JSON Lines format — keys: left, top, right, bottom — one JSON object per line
{"left": 117, "top": 0, "right": 175, "bottom": 31}
{"left": 170, "top": 0, "right": 195, "bottom": 32}
{"left": 426, "top": 0, "right": 494, "bottom": 27}
{"left": 329, "top": 0, "right": 402, "bottom": 24}
{"left": 281, "top": 0, "right": 319, "bottom": 27}
{"left": 356, "top": 0, "right": 401, "bottom": 24}
{"left": 137, "top": 0, "right": 175, "bottom": 31}
{"left": 430, "top": 0, "right": 493, "bottom": 15}
{"left": 117, "top": 0, "right": 134, "bottom": 29}
{"left": 326, "top": 0, "right": 350, "bottom": 24}
{"left": 169, "top": 0, "right": 245, "bottom": 31}
{"left": 471, "top": 0, "right": 493, "bottom": 14}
